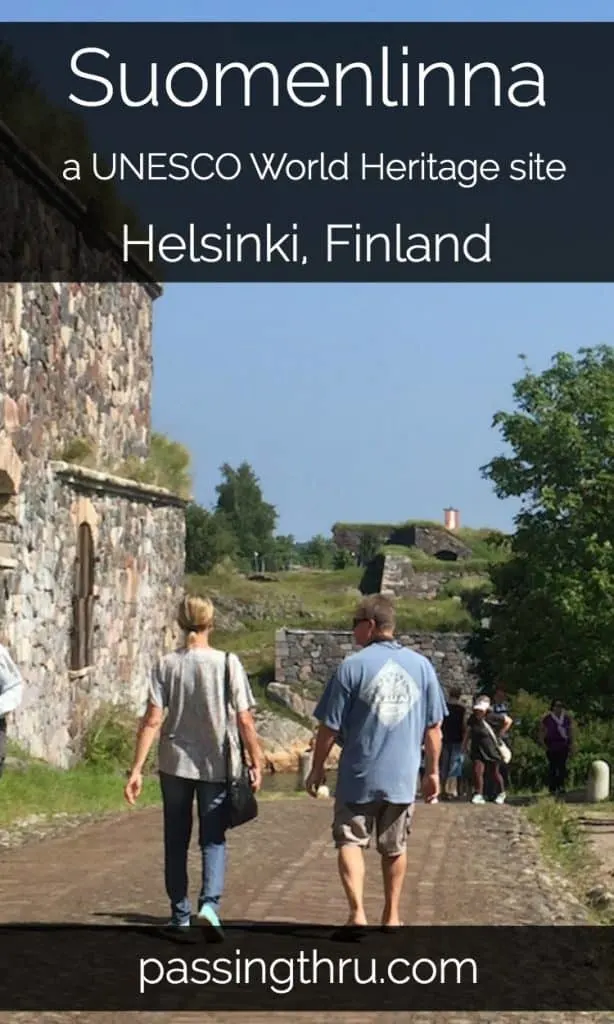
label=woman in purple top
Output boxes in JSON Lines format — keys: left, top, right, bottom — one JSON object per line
{"left": 540, "top": 699, "right": 574, "bottom": 796}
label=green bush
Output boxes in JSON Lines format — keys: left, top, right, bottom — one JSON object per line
{"left": 509, "top": 690, "right": 548, "bottom": 743}
{"left": 57, "top": 438, "right": 97, "bottom": 466}
{"left": 441, "top": 575, "right": 493, "bottom": 599}
{"left": 441, "top": 575, "right": 493, "bottom": 620}
{"left": 508, "top": 734, "right": 547, "bottom": 791}
{"left": 81, "top": 703, "right": 155, "bottom": 773}
{"left": 333, "top": 547, "right": 354, "bottom": 569}
{"left": 115, "top": 433, "right": 192, "bottom": 498}
{"left": 506, "top": 690, "right": 614, "bottom": 793}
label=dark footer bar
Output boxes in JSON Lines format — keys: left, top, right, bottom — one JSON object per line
{"left": 0, "top": 923, "right": 612, "bottom": 1011}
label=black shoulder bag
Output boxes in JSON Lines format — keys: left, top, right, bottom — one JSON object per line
{"left": 223, "top": 652, "right": 258, "bottom": 829}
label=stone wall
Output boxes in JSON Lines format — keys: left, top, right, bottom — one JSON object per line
{"left": 390, "top": 524, "right": 472, "bottom": 560}
{"left": 0, "top": 121, "right": 187, "bottom": 767}
{"left": 1, "top": 117, "right": 159, "bottom": 467}
{"left": 0, "top": 117, "right": 155, "bottom": 286}
{"left": 0, "top": 282, "right": 153, "bottom": 467}
{"left": 332, "top": 523, "right": 395, "bottom": 554}
{"left": 271, "top": 628, "right": 475, "bottom": 719}
{"left": 0, "top": 124, "right": 163, "bottom": 581}
{"left": 332, "top": 522, "right": 474, "bottom": 561}
{"left": 379, "top": 554, "right": 476, "bottom": 600}
{"left": 7, "top": 462, "right": 185, "bottom": 767}
{"left": 362, "top": 553, "right": 482, "bottom": 600}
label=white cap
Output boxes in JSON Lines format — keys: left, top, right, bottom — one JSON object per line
{"left": 473, "top": 696, "right": 491, "bottom": 712}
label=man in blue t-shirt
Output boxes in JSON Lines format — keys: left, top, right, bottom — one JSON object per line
{"left": 306, "top": 594, "right": 447, "bottom": 930}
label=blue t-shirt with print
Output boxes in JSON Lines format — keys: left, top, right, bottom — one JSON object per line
{"left": 313, "top": 640, "right": 448, "bottom": 805}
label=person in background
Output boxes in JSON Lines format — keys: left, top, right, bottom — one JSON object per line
{"left": 540, "top": 699, "right": 573, "bottom": 797}
{"left": 124, "top": 595, "right": 262, "bottom": 937}
{"left": 306, "top": 594, "right": 447, "bottom": 932}
{"left": 489, "top": 684, "right": 512, "bottom": 796}
{"left": 463, "top": 695, "right": 512, "bottom": 805}
{"left": 0, "top": 640, "right": 24, "bottom": 777}
{"left": 440, "top": 686, "right": 466, "bottom": 799}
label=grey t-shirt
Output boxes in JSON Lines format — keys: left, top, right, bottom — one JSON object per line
{"left": 149, "top": 647, "right": 255, "bottom": 781}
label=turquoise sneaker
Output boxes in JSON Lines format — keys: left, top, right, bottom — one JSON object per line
{"left": 198, "top": 903, "right": 224, "bottom": 940}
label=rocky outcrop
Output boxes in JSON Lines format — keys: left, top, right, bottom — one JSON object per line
{"left": 267, "top": 682, "right": 318, "bottom": 720}
{"left": 254, "top": 709, "right": 313, "bottom": 773}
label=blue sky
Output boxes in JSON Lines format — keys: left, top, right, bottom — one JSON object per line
{"left": 12, "top": 0, "right": 614, "bottom": 539}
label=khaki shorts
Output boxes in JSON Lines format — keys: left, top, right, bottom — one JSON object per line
{"left": 333, "top": 799, "right": 414, "bottom": 856}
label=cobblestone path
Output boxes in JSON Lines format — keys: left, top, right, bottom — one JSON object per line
{"left": 0, "top": 798, "right": 610, "bottom": 1024}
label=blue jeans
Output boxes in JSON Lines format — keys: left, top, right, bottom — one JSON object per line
{"left": 159, "top": 772, "right": 227, "bottom": 925}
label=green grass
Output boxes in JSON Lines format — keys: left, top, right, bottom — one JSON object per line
{"left": 0, "top": 737, "right": 313, "bottom": 830}
{"left": 526, "top": 796, "right": 589, "bottom": 878}
{"left": 188, "top": 565, "right": 362, "bottom": 603}
{"left": 0, "top": 761, "right": 161, "bottom": 827}
{"left": 441, "top": 575, "right": 494, "bottom": 598}
{"left": 189, "top": 565, "right": 474, "bottom": 679}
{"left": 523, "top": 795, "right": 614, "bottom": 925}
{"left": 382, "top": 545, "right": 496, "bottom": 573}
{"left": 0, "top": 762, "right": 313, "bottom": 829}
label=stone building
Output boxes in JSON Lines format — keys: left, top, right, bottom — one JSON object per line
{"left": 0, "top": 121, "right": 187, "bottom": 767}
{"left": 332, "top": 517, "right": 473, "bottom": 561}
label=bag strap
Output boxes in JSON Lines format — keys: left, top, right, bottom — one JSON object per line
{"left": 223, "top": 652, "right": 247, "bottom": 781}
{"left": 548, "top": 711, "right": 569, "bottom": 742}
{"left": 483, "top": 718, "right": 503, "bottom": 748}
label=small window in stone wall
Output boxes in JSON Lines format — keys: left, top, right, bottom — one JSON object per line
{"left": 70, "top": 522, "right": 95, "bottom": 671}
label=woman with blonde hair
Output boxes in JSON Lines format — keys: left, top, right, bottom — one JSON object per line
{"left": 124, "top": 594, "right": 262, "bottom": 936}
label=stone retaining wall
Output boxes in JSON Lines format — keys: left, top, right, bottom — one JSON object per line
{"left": 379, "top": 554, "right": 458, "bottom": 600}
{"left": 271, "top": 627, "right": 475, "bottom": 719}
{"left": 365, "top": 553, "right": 484, "bottom": 600}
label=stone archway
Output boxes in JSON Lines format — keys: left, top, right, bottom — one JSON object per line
{"left": 435, "top": 549, "right": 459, "bottom": 562}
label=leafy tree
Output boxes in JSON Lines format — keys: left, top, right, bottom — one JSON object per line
{"left": 333, "top": 545, "right": 354, "bottom": 569}
{"left": 215, "top": 462, "right": 278, "bottom": 566}
{"left": 185, "top": 503, "right": 238, "bottom": 575}
{"left": 480, "top": 346, "right": 614, "bottom": 716}
{"left": 298, "top": 534, "right": 336, "bottom": 569}
{"left": 358, "top": 530, "right": 380, "bottom": 567}
{"left": 269, "top": 534, "right": 297, "bottom": 571}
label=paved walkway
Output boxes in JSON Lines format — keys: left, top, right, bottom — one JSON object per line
{"left": 0, "top": 797, "right": 609, "bottom": 1024}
